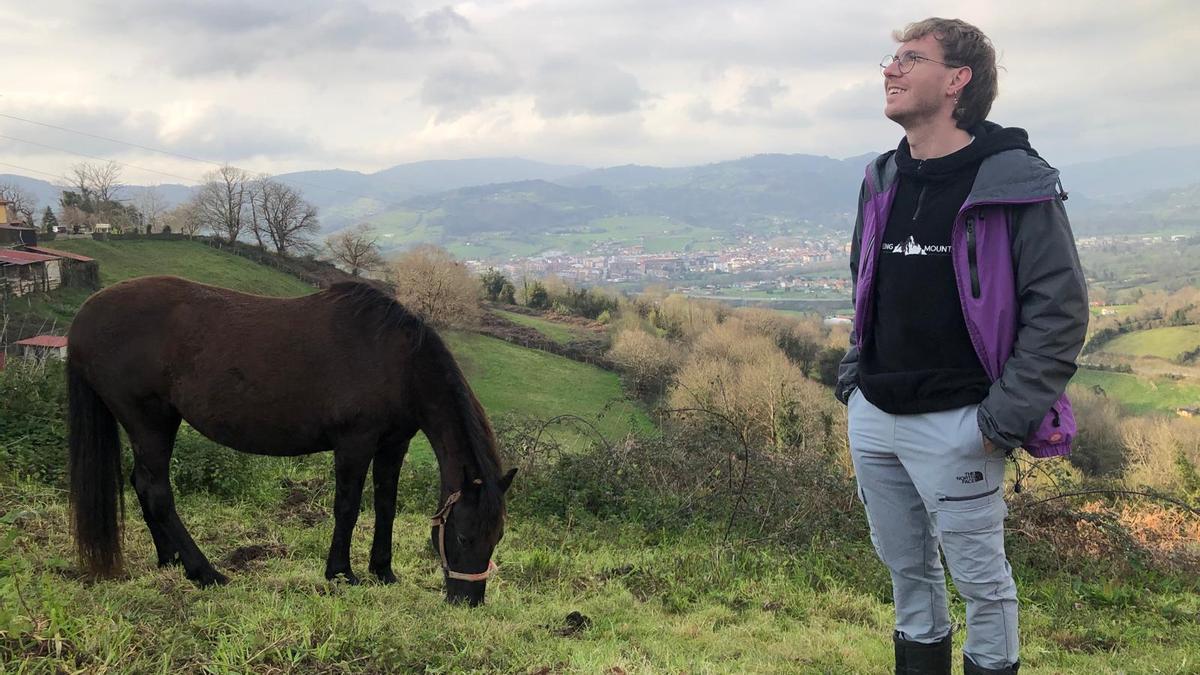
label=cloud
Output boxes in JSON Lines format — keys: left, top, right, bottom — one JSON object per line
{"left": 0, "top": 101, "right": 316, "bottom": 167}
{"left": 741, "top": 78, "right": 788, "bottom": 109}
{"left": 66, "top": 0, "right": 470, "bottom": 77}
{"left": 532, "top": 57, "right": 649, "bottom": 118}
{"left": 816, "top": 80, "right": 884, "bottom": 121}
{"left": 420, "top": 60, "right": 523, "bottom": 121}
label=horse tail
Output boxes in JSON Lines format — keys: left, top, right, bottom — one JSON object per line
{"left": 68, "top": 361, "right": 125, "bottom": 578}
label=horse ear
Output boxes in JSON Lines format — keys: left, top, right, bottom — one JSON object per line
{"left": 499, "top": 468, "right": 517, "bottom": 493}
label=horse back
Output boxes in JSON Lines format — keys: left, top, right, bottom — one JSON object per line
{"left": 69, "top": 276, "right": 413, "bottom": 455}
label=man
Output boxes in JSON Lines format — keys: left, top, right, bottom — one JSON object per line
{"left": 836, "top": 18, "right": 1088, "bottom": 675}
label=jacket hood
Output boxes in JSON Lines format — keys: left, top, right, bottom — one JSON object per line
{"left": 867, "top": 121, "right": 1064, "bottom": 206}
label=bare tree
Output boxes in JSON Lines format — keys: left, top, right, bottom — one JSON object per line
{"left": 251, "top": 178, "right": 320, "bottom": 255}
{"left": 194, "top": 165, "right": 251, "bottom": 243}
{"left": 137, "top": 185, "right": 168, "bottom": 233}
{"left": 164, "top": 201, "right": 204, "bottom": 237}
{"left": 325, "top": 223, "right": 385, "bottom": 276}
{"left": 0, "top": 182, "right": 37, "bottom": 225}
{"left": 69, "top": 161, "right": 124, "bottom": 209}
{"left": 389, "top": 245, "right": 480, "bottom": 328}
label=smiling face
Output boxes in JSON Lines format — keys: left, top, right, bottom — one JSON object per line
{"left": 883, "top": 34, "right": 963, "bottom": 130}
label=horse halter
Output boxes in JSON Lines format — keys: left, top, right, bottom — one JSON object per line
{"left": 430, "top": 485, "right": 498, "bottom": 582}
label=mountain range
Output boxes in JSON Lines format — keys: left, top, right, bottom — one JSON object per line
{"left": 3, "top": 146, "right": 1198, "bottom": 247}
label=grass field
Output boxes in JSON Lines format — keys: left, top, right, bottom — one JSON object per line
{"left": 3, "top": 474, "right": 1197, "bottom": 673}
{"left": 1070, "top": 368, "right": 1200, "bottom": 415}
{"left": 1098, "top": 325, "right": 1200, "bottom": 360}
{"left": 4, "top": 242, "right": 1198, "bottom": 672}
{"left": 2, "top": 239, "right": 318, "bottom": 344}
{"left": 444, "top": 330, "right": 649, "bottom": 447}
{"left": 492, "top": 309, "right": 589, "bottom": 346}
{"left": 47, "top": 239, "right": 317, "bottom": 297}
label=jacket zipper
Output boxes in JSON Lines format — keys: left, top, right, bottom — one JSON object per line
{"left": 965, "top": 215, "right": 981, "bottom": 298}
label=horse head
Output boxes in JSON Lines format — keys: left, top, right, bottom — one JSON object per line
{"left": 431, "top": 466, "right": 517, "bottom": 606}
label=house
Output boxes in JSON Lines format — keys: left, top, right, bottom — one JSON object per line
{"left": 0, "top": 248, "right": 62, "bottom": 297}
{"left": 0, "top": 200, "right": 37, "bottom": 245}
{"left": 18, "top": 245, "right": 100, "bottom": 290}
{"left": 13, "top": 335, "right": 68, "bottom": 361}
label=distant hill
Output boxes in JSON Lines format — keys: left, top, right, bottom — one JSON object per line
{"left": 278, "top": 158, "right": 589, "bottom": 230}
{"left": 6, "top": 146, "right": 1200, "bottom": 244}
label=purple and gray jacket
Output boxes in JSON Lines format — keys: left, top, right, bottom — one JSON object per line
{"left": 837, "top": 148, "right": 1089, "bottom": 458}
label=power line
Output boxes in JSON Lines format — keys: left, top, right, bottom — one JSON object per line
{"left": 0, "top": 160, "right": 68, "bottom": 182}
{"left": 0, "top": 112, "right": 221, "bottom": 168}
{"left": 0, "top": 133, "right": 202, "bottom": 185}
{"left": 0, "top": 110, "right": 398, "bottom": 205}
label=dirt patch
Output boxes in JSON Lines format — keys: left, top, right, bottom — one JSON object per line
{"left": 479, "top": 309, "right": 614, "bottom": 370}
{"left": 550, "top": 611, "right": 592, "bottom": 637}
{"left": 223, "top": 543, "right": 289, "bottom": 571}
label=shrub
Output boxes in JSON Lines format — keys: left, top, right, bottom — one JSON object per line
{"left": 1067, "top": 389, "right": 1128, "bottom": 477}
{"left": 390, "top": 245, "right": 481, "bottom": 328}
{"left": 170, "top": 427, "right": 274, "bottom": 499}
{"left": 608, "top": 329, "right": 680, "bottom": 399}
{"left": 0, "top": 359, "right": 69, "bottom": 485}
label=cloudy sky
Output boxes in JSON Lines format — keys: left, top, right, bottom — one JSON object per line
{"left": 2, "top": 0, "right": 1196, "bottom": 185}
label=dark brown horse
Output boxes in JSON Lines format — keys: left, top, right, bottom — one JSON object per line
{"left": 67, "top": 276, "right": 515, "bottom": 605}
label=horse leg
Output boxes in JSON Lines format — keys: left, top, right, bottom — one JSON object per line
{"left": 368, "top": 439, "right": 411, "bottom": 584}
{"left": 324, "top": 441, "right": 374, "bottom": 584}
{"left": 127, "top": 412, "right": 226, "bottom": 587}
{"left": 129, "top": 413, "right": 182, "bottom": 567}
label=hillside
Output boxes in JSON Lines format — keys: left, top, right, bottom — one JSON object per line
{"left": 2, "top": 241, "right": 1198, "bottom": 672}
{"left": 47, "top": 239, "right": 318, "bottom": 297}
{"left": 7, "top": 237, "right": 648, "bottom": 450}
{"left": 1099, "top": 325, "right": 1200, "bottom": 360}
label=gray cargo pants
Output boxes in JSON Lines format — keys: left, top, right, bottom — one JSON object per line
{"left": 847, "top": 388, "right": 1019, "bottom": 671}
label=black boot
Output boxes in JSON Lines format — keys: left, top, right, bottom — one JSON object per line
{"left": 893, "top": 631, "right": 952, "bottom": 675}
{"left": 964, "top": 653, "right": 1020, "bottom": 674}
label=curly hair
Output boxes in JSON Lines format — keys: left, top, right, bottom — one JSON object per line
{"left": 893, "top": 18, "right": 998, "bottom": 129}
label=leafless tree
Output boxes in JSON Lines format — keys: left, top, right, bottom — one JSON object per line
{"left": 389, "top": 244, "right": 480, "bottom": 328}
{"left": 0, "top": 182, "right": 37, "bottom": 225}
{"left": 325, "top": 223, "right": 385, "bottom": 276}
{"left": 69, "top": 162, "right": 124, "bottom": 205}
{"left": 194, "top": 165, "right": 251, "bottom": 243}
{"left": 250, "top": 177, "right": 320, "bottom": 255}
{"left": 164, "top": 200, "right": 204, "bottom": 237}
{"left": 136, "top": 185, "right": 168, "bottom": 233}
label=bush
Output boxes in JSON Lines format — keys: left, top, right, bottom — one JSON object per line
{"left": 526, "top": 282, "right": 550, "bottom": 310}
{"left": 170, "top": 426, "right": 273, "bottom": 499}
{"left": 670, "top": 322, "right": 843, "bottom": 453}
{"left": 495, "top": 410, "right": 859, "bottom": 541}
{"left": 0, "top": 359, "right": 69, "bottom": 485}
{"left": 390, "top": 245, "right": 481, "bottom": 328}
{"left": 608, "top": 328, "right": 679, "bottom": 399}
{"left": 1067, "top": 389, "right": 1128, "bottom": 477}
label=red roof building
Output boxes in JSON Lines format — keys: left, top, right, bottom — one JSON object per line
{"left": 0, "top": 249, "right": 59, "bottom": 265}
{"left": 15, "top": 335, "right": 68, "bottom": 348}
{"left": 22, "top": 246, "right": 94, "bottom": 262}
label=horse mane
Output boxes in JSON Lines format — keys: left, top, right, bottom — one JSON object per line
{"left": 325, "top": 281, "right": 426, "bottom": 340}
{"left": 326, "top": 281, "right": 505, "bottom": 517}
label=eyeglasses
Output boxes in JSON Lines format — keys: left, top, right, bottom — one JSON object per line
{"left": 880, "top": 52, "right": 961, "bottom": 74}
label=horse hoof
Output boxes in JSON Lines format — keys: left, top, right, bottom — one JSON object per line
{"left": 194, "top": 569, "right": 229, "bottom": 587}
{"left": 372, "top": 568, "right": 398, "bottom": 585}
{"left": 157, "top": 553, "right": 183, "bottom": 568}
{"left": 326, "top": 570, "right": 360, "bottom": 585}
